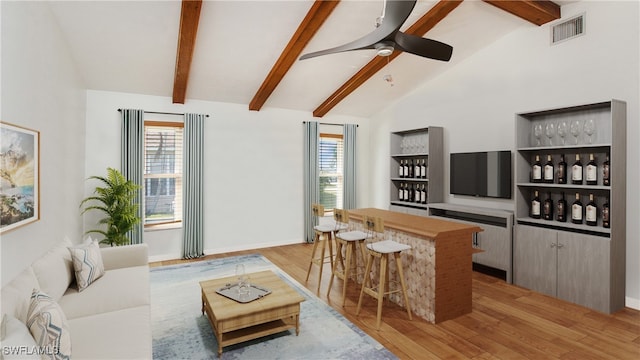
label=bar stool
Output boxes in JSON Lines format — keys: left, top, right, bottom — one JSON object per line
{"left": 327, "top": 209, "right": 370, "bottom": 306}
{"left": 356, "top": 215, "right": 412, "bottom": 330}
{"left": 305, "top": 204, "right": 345, "bottom": 293}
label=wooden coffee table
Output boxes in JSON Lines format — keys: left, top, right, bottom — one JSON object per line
{"left": 200, "top": 270, "right": 305, "bottom": 357}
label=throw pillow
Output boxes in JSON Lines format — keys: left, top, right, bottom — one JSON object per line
{"left": 68, "top": 240, "right": 105, "bottom": 292}
{"left": 2, "top": 313, "right": 41, "bottom": 359}
{"left": 26, "top": 289, "right": 71, "bottom": 360}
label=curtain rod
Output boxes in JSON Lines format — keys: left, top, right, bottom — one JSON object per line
{"left": 302, "top": 121, "right": 358, "bottom": 127}
{"left": 118, "top": 109, "right": 209, "bottom": 117}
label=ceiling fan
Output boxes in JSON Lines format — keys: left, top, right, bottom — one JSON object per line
{"left": 299, "top": 0, "right": 453, "bottom": 61}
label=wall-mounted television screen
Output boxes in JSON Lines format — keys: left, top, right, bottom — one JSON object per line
{"left": 450, "top": 151, "right": 512, "bottom": 199}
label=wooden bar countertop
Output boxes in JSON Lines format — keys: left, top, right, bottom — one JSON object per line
{"left": 348, "top": 208, "right": 483, "bottom": 240}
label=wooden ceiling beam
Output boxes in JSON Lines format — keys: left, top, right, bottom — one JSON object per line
{"left": 482, "top": 0, "right": 560, "bottom": 26}
{"left": 313, "top": 0, "right": 463, "bottom": 118}
{"left": 172, "top": 0, "right": 203, "bottom": 104}
{"left": 249, "top": 0, "right": 340, "bottom": 111}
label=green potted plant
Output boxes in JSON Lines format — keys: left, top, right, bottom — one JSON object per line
{"left": 81, "top": 167, "right": 141, "bottom": 246}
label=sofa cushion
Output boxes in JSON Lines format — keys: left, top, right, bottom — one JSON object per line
{"left": 1, "top": 267, "right": 40, "bottom": 322}
{"left": 68, "top": 240, "right": 105, "bottom": 292}
{"left": 58, "top": 265, "right": 149, "bottom": 320}
{"left": 31, "top": 238, "right": 74, "bottom": 302}
{"left": 67, "top": 306, "right": 151, "bottom": 360}
{"left": 1, "top": 314, "right": 40, "bottom": 359}
{"left": 26, "top": 289, "right": 72, "bottom": 360}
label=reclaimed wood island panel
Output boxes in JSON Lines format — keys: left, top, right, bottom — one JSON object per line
{"left": 348, "top": 208, "right": 482, "bottom": 323}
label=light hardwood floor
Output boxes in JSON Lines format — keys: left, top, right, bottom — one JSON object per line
{"left": 150, "top": 243, "right": 640, "bottom": 359}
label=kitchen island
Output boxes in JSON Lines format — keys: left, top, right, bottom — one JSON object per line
{"left": 348, "top": 208, "right": 482, "bottom": 323}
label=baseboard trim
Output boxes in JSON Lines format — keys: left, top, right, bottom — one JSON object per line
{"left": 147, "top": 239, "right": 304, "bottom": 264}
{"left": 626, "top": 296, "right": 640, "bottom": 310}
{"left": 203, "top": 238, "right": 303, "bottom": 256}
{"left": 148, "top": 253, "right": 183, "bottom": 263}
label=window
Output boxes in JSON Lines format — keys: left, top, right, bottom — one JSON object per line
{"left": 319, "top": 133, "right": 343, "bottom": 210}
{"left": 144, "top": 121, "right": 183, "bottom": 227}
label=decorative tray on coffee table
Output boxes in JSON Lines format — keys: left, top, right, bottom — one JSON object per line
{"left": 216, "top": 282, "right": 272, "bottom": 303}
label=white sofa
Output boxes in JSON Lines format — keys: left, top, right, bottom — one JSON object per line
{"left": 1, "top": 238, "right": 151, "bottom": 359}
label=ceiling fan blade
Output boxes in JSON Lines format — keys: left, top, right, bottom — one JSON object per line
{"left": 300, "top": 0, "right": 417, "bottom": 60}
{"left": 394, "top": 32, "right": 453, "bottom": 61}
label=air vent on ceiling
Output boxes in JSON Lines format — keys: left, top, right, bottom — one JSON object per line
{"left": 552, "top": 14, "right": 585, "bottom": 44}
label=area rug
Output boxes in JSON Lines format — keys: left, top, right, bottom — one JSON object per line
{"left": 150, "top": 254, "right": 397, "bottom": 359}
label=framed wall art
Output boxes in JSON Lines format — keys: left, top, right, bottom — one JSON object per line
{"left": 1, "top": 122, "right": 40, "bottom": 233}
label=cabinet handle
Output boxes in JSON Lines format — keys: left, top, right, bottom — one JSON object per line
{"left": 557, "top": 243, "right": 564, "bottom": 249}
{"left": 551, "top": 243, "right": 556, "bottom": 248}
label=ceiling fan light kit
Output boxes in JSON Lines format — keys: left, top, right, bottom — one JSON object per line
{"left": 299, "top": 0, "right": 453, "bottom": 62}
{"left": 375, "top": 42, "right": 395, "bottom": 57}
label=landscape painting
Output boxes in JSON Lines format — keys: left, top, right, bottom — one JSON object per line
{"left": 1, "top": 122, "right": 39, "bottom": 233}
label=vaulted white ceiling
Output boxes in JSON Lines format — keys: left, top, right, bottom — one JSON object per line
{"left": 47, "top": 0, "right": 566, "bottom": 118}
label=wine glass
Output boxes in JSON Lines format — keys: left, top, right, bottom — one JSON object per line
{"left": 236, "top": 264, "right": 249, "bottom": 297}
{"left": 570, "top": 120, "right": 581, "bottom": 145}
{"left": 545, "top": 122, "right": 555, "bottom": 146}
{"left": 557, "top": 120, "right": 568, "bottom": 145}
{"left": 584, "top": 119, "right": 595, "bottom": 144}
{"left": 533, "top": 124, "right": 543, "bottom": 146}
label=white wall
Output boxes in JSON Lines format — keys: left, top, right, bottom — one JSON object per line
{"left": 84, "top": 90, "right": 370, "bottom": 261}
{"left": 1, "top": 2, "right": 86, "bottom": 286}
{"left": 370, "top": 1, "right": 640, "bottom": 307}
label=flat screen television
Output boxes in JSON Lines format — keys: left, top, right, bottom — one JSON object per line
{"left": 450, "top": 151, "right": 512, "bottom": 199}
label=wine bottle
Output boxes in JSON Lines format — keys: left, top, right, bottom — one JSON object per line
{"left": 532, "top": 155, "right": 542, "bottom": 183}
{"left": 602, "top": 199, "right": 610, "bottom": 228}
{"left": 415, "top": 160, "right": 421, "bottom": 179}
{"left": 544, "top": 155, "right": 554, "bottom": 183}
{"left": 571, "top": 154, "right": 583, "bottom": 185}
{"left": 586, "top": 154, "right": 597, "bottom": 185}
{"left": 407, "top": 159, "right": 414, "bottom": 178}
{"left": 403, "top": 183, "right": 409, "bottom": 202}
{"left": 398, "top": 160, "right": 404, "bottom": 178}
{"left": 398, "top": 183, "right": 404, "bottom": 201}
{"left": 556, "top": 192, "right": 567, "bottom": 222}
{"left": 603, "top": 154, "right": 610, "bottom": 186}
{"left": 586, "top": 194, "right": 598, "bottom": 226}
{"left": 543, "top": 193, "right": 554, "bottom": 220}
{"left": 557, "top": 154, "right": 567, "bottom": 184}
{"left": 531, "top": 191, "right": 541, "bottom": 219}
{"left": 571, "top": 193, "right": 583, "bottom": 224}
{"left": 404, "top": 160, "right": 410, "bottom": 178}
{"left": 421, "top": 159, "right": 427, "bottom": 179}
{"left": 420, "top": 184, "right": 427, "bottom": 204}
{"left": 414, "top": 184, "right": 421, "bottom": 203}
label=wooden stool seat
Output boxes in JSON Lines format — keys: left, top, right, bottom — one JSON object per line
{"left": 327, "top": 209, "right": 370, "bottom": 307}
{"left": 305, "top": 204, "right": 339, "bottom": 294}
{"left": 356, "top": 216, "right": 413, "bottom": 330}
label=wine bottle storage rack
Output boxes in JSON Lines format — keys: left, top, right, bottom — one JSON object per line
{"left": 389, "top": 127, "right": 443, "bottom": 212}
{"left": 514, "top": 101, "right": 623, "bottom": 236}
{"left": 513, "top": 100, "right": 626, "bottom": 314}
{"left": 517, "top": 187, "right": 611, "bottom": 236}
{"left": 518, "top": 147, "right": 610, "bottom": 186}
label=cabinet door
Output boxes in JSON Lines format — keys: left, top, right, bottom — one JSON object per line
{"left": 514, "top": 225, "right": 557, "bottom": 297}
{"left": 557, "top": 232, "right": 610, "bottom": 313}
{"left": 473, "top": 224, "right": 510, "bottom": 272}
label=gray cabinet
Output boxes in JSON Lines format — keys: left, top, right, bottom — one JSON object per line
{"left": 429, "top": 203, "right": 514, "bottom": 283}
{"left": 514, "top": 100, "right": 626, "bottom": 314}
{"left": 514, "top": 225, "right": 556, "bottom": 296}
{"left": 515, "top": 225, "right": 611, "bottom": 313}
{"left": 389, "top": 127, "right": 443, "bottom": 212}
